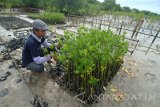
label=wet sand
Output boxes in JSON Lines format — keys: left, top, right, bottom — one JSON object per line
{"left": 0, "top": 15, "right": 160, "bottom": 107}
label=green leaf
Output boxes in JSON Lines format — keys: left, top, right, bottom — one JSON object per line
{"left": 74, "top": 70, "right": 80, "bottom": 74}
{"left": 42, "top": 48, "right": 48, "bottom": 55}
{"left": 49, "top": 44, "right": 55, "bottom": 50}
{"left": 88, "top": 77, "right": 99, "bottom": 85}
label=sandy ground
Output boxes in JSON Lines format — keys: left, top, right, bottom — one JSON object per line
{"left": 0, "top": 25, "right": 15, "bottom": 42}
{"left": 0, "top": 15, "right": 160, "bottom": 107}
{"left": 0, "top": 46, "right": 159, "bottom": 107}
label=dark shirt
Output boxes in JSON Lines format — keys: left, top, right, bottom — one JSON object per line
{"left": 22, "top": 35, "right": 45, "bottom": 67}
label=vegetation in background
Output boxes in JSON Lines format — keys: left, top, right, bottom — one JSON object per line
{"left": 0, "top": 0, "right": 159, "bottom": 21}
{"left": 28, "top": 12, "right": 65, "bottom": 24}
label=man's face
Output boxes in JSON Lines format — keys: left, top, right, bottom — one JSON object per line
{"left": 36, "top": 29, "right": 46, "bottom": 38}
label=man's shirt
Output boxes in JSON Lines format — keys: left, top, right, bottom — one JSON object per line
{"left": 22, "top": 32, "right": 51, "bottom": 67}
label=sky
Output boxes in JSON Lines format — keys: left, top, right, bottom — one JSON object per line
{"left": 98, "top": 0, "right": 160, "bottom": 14}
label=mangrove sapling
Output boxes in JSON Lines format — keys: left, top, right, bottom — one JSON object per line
{"left": 46, "top": 26, "right": 129, "bottom": 104}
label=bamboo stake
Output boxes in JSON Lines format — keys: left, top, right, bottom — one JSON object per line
{"left": 134, "top": 19, "right": 144, "bottom": 39}
{"left": 131, "top": 20, "right": 140, "bottom": 38}
{"left": 108, "top": 20, "right": 111, "bottom": 30}
{"left": 99, "top": 19, "right": 102, "bottom": 30}
{"left": 145, "top": 29, "right": 160, "bottom": 55}
{"left": 119, "top": 21, "right": 124, "bottom": 35}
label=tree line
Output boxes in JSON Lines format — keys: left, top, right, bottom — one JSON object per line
{"left": 0, "top": 0, "right": 159, "bottom": 16}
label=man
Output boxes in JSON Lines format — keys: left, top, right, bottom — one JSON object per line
{"left": 22, "top": 19, "right": 55, "bottom": 73}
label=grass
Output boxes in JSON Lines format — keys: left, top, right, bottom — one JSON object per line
{"left": 28, "top": 12, "right": 66, "bottom": 24}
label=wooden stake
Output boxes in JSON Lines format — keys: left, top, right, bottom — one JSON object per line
{"left": 145, "top": 29, "right": 160, "bottom": 55}
{"left": 134, "top": 19, "right": 144, "bottom": 39}
{"left": 119, "top": 21, "right": 124, "bottom": 35}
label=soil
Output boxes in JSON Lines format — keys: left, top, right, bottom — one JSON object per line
{"left": 0, "top": 16, "right": 31, "bottom": 30}
{"left": 0, "top": 15, "right": 160, "bottom": 107}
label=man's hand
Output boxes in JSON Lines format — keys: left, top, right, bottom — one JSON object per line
{"left": 50, "top": 58, "right": 56, "bottom": 64}
{"left": 50, "top": 53, "right": 58, "bottom": 61}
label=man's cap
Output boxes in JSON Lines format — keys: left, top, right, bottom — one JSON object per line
{"left": 32, "top": 19, "right": 48, "bottom": 30}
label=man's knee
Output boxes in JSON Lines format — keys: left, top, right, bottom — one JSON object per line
{"left": 34, "top": 64, "right": 44, "bottom": 73}
{"left": 26, "top": 62, "right": 44, "bottom": 73}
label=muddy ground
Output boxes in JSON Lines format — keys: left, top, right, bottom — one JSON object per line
{"left": 0, "top": 15, "right": 160, "bottom": 107}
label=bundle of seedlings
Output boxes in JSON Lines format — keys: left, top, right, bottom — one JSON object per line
{"left": 42, "top": 38, "right": 65, "bottom": 76}
{"left": 43, "top": 27, "right": 129, "bottom": 104}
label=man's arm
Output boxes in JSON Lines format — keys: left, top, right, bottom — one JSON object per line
{"left": 42, "top": 39, "right": 51, "bottom": 47}
{"left": 33, "top": 55, "right": 51, "bottom": 64}
{"left": 27, "top": 40, "right": 51, "bottom": 64}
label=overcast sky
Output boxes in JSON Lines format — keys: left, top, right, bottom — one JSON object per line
{"left": 98, "top": 0, "right": 160, "bottom": 14}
